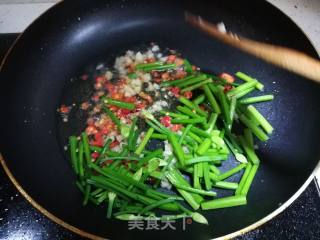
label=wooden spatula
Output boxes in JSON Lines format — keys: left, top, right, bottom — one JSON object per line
{"left": 185, "top": 12, "right": 320, "bottom": 83}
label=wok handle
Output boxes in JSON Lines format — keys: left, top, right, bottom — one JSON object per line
{"left": 185, "top": 12, "right": 320, "bottom": 84}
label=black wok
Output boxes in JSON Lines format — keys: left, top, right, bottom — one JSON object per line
{"left": 0, "top": 0, "right": 320, "bottom": 239}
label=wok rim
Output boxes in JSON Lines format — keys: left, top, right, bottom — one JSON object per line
{"left": 0, "top": 0, "right": 319, "bottom": 239}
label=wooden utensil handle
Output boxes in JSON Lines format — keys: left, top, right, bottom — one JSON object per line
{"left": 185, "top": 13, "right": 320, "bottom": 83}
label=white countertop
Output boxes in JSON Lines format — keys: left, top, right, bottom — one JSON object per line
{"left": 0, "top": 0, "right": 319, "bottom": 183}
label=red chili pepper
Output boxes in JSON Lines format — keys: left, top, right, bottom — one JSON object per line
{"left": 135, "top": 102, "right": 146, "bottom": 111}
{"left": 154, "top": 77, "right": 162, "bottom": 83}
{"left": 138, "top": 92, "right": 153, "bottom": 104}
{"left": 100, "top": 124, "right": 110, "bottom": 135}
{"left": 174, "top": 58, "right": 184, "bottom": 66}
{"left": 95, "top": 76, "right": 105, "bottom": 83}
{"left": 110, "top": 92, "right": 124, "bottom": 100}
{"left": 91, "top": 95, "right": 100, "bottom": 102}
{"left": 85, "top": 125, "right": 98, "bottom": 135}
{"left": 59, "top": 105, "right": 70, "bottom": 114}
{"left": 105, "top": 83, "right": 116, "bottom": 93}
{"left": 160, "top": 116, "right": 171, "bottom": 127}
{"left": 91, "top": 132, "right": 104, "bottom": 147}
{"left": 87, "top": 118, "right": 95, "bottom": 126}
{"left": 81, "top": 74, "right": 89, "bottom": 81}
{"left": 91, "top": 152, "right": 100, "bottom": 159}
{"left": 127, "top": 64, "right": 135, "bottom": 73}
{"left": 109, "top": 140, "right": 120, "bottom": 149}
{"left": 170, "top": 124, "right": 182, "bottom": 132}
{"left": 94, "top": 82, "right": 103, "bottom": 90}
{"left": 167, "top": 55, "right": 176, "bottom": 63}
{"left": 174, "top": 69, "right": 187, "bottom": 79}
{"left": 170, "top": 87, "right": 180, "bottom": 98}
{"left": 124, "top": 96, "right": 136, "bottom": 103}
{"left": 109, "top": 105, "right": 118, "bottom": 112}
{"left": 219, "top": 72, "right": 235, "bottom": 83}
{"left": 117, "top": 108, "right": 131, "bottom": 118}
{"left": 183, "top": 91, "right": 193, "bottom": 99}
{"left": 118, "top": 78, "right": 127, "bottom": 86}
{"left": 146, "top": 58, "right": 156, "bottom": 63}
{"left": 161, "top": 72, "right": 170, "bottom": 81}
{"left": 80, "top": 101, "right": 90, "bottom": 110}
{"left": 151, "top": 71, "right": 160, "bottom": 78}
{"left": 224, "top": 84, "right": 233, "bottom": 93}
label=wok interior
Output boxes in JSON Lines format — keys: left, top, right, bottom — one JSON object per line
{"left": 0, "top": 1, "right": 319, "bottom": 239}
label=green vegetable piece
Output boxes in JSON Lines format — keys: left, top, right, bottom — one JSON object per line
{"left": 177, "top": 106, "right": 200, "bottom": 118}
{"left": 240, "top": 95, "right": 274, "bottom": 104}
{"left": 151, "top": 133, "right": 168, "bottom": 140}
{"left": 167, "top": 172, "right": 216, "bottom": 197}
{"left": 107, "top": 192, "right": 117, "bottom": 218}
{"left": 191, "top": 212, "right": 209, "bottom": 225}
{"left": 179, "top": 97, "right": 208, "bottom": 117}
{"left": 197, "top": 138, "right": 212, "bottom": 155}
{"left": 193, "top": 94, "right": 205, "bottom": 105}
{"left": 168, "top": 132, "right": 185, "bottom": 167}
{"left": 78, "top": 141, "right": 84, "bottom": 178}
{"left": 183, "top": 59, "right": 193, "bottom": 73}
{"left": 120, "top": 124, "right": 131, "bottom": 138}
{"left": 103, "top": 97, "right": 135, "bottom": 110}
{"left": 203, "top": 162, "right": 212, "bottom": 190}
{"left": 139, "top": 198, "right": 176, "bottom": 215}
{"left": 171, "top": 117, "right": 206, "bottom": 124}
{"left": 69, "top": 136, "right": 79, "bottom": 174}
{"left": 135, "top": 128, "right": 154, "bottom": 155}
{"left": 160, "top": 110, "right": 189, "bottom": 119}
{"left": 246, "top": 105, "right": 273, "bottom": 134}
{"left": 201, "top": 195, "right": 247, "bottom": 210}
{"left": 135, "top": 61, "right": 163, "bottom": 69}
{"left": 190, "top": 126, "right": 211, "bottom": 138}
{"left": 181, "top": 79, "right": 212, "bottom": 93}
{"left": 217, "top": 163, "right": 247, "bottom": 181}
{"left": 241, "top": 163, "right": 259, "bottom": 196}
{"left": 239, "top": 114, "right": 269, "bottom": 141}
{"left": 233, "top": 87, "right": 255, "bottom": 99}
{"left": 127, "top": 72, "right": 138, "bottom": 79}
{"left": 83, "top": 184, "right": 91, "bottom": 206}
{"left": 238, "top": 136, "right": 260, "bottom": 165}
{"left": 176, "top": 74, "right": 207, "bottom": 88}
{"left": 103, "top": 106, "right": 121, "bottom": 130}
{"left": 235, "top": 71, "right": 264, "bottom": 91}
{"left": 143, "top": 64, "right": 177, "bottom": 72}
{"left": 235, "top": 163, "right": 253, "bottom": 195}
{"left": 115, "top": 214, "right": 144, "bottom": 221}
{"left": 166, "top": 169, "right": 201, "bottom": 210}
{"left": 213, "top": 181, "right": 238, "bottom": 190}
{"left": 205, "top": 113, "right": 218, "bottom": 133}
{"left": 227, "top": 80, "right": 258, "bottom": 98}
{"left": 209, "top": 165, "right": 220, "bottom": 175}
{"left": 229, "top": 97, "right": 237, "bottom": 123}
{"left": 244, "top": 128, "right": 254, "bottom": 149}
{"left": 203, "top": 84, "right": 221, "bottom": 114}
{"left": 137, "top": 149, "right": 163, "bottom": 167}
{"left": 185, "top": 155, "right": 227, "bottom": 165}
{"left": 81, "top": 132, "right": 91, "bottom": 165}
{"left": 217, "top": 88, "right": 231, "bottom": 124}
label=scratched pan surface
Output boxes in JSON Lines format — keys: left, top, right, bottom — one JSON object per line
{"left": 0, "top": 0, "right": 320, "bottom": 239}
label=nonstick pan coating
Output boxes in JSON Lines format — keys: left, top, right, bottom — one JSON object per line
{"left": 0, "top": 0, "right": 320, "bottom": 239}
